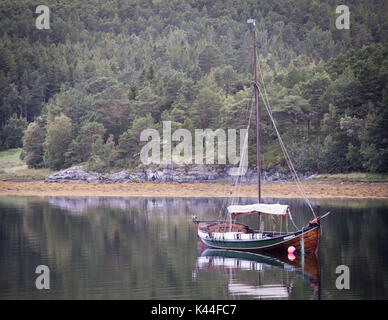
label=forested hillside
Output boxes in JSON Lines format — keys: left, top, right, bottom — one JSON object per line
{"left": 0, "top": 0, "right": 387, "bottom": 173}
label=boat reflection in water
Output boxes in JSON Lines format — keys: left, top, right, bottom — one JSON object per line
{"left": 193, "top": 241, "right": 321, "bottom": 300}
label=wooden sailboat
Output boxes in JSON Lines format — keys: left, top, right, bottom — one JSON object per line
{"left": 193, "top": 211, "right": 324, "bottom": 254}
{"left": 192, "top": 19, "right": 329, "bottom": 255}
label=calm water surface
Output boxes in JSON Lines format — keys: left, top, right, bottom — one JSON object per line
{"left": 0, "top": 196, "right": 387, "bottom": 300}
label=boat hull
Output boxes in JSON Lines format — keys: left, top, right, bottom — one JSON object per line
{"left": 198, "top": 223, "right": 320, "bottom": 255}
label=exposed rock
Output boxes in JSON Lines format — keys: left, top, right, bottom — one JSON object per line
{"left": 45, "top": 166, "right": 101, "bottom": 183}
{"left": 44, "top": 165, "right": 315, "bottom": 184}
{"left": 104, "top": 171, "right": 129, "bottom": 183}
{"left": 102, "top": 171, "right": 146, "bottom": 183}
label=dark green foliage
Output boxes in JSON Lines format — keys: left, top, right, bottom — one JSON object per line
{"left": 191, "top": 84, "right": 224, "bottom": 128}
{"left": 67, "top": 121, "right": 106, "bottom": 164}
{"left": 128, "top": 82, "right": 138, "bottom": 101}
{"left": 1, "top": 0, "right": 387, "bottom": 173}
{"left": 199, "top": 45, "right": 223, "bottom": 75}
{"left": 288, "top": 139, "right": 325, "bottom": 173}
{"left": 359, "top": 86, "right": 388, "bottom": 173}
{"left": 115, "top": 114, "right": 156, "bottom": 168}
{"left": 86, "top": 134, "right": 117, "bottom": 172}
{"left": 0, "top": 115, "right": 27, "bottom": 149}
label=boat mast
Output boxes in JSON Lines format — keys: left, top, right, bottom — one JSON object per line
{"left": 248, "top": 19, "right": 263, "bottom": 232}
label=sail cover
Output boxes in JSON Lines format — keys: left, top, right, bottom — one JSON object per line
{"left": 227, "top": 203, "right": 289, "bottom": 216}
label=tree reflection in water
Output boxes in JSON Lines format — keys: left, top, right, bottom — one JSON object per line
{"left": 0, "top": 196, "right": 387, "bottom": 299}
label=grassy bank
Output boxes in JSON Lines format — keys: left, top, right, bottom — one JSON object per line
{"left": 0, "top": 148, "right": 53, "bottom": 181}
{"left": 312, "top": 172, "right": 388, "bottom": 183}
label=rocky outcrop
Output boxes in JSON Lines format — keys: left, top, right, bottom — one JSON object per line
{"left": 44, "top": 166, "right": 101, "bottom": 183}
{"left": 44, "top": 165, "right": 315, "bottom": 184}
{"left": 102, "top": 170, "right": 146, "bottom": 183}
{"left": 143, "top": 165, "right": 219, "bottom": 183}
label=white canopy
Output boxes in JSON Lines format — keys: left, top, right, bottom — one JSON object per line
{"left": 227, "top": 203, "right": 289, "bottom": 216}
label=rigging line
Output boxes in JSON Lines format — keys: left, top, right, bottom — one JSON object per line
{"left": 231, "top": 122, "right": 249, "bottom": 203}
{"left": 257, "top": 97, "right": 316, "bottom": 218}
{"left": 253, "top": 31, "right": 316, "bottom": 218}
{"left": 217, "top": 87, "right": 255, "bottom": 222}
{"left": 228, "top": 118, "right": 252, "bottom": 222}
{"left": 223, "top": 91, "right": 254, "bottom": 231}
{"left": 258, "top": 85, "right": 316, "bottom": 218}
{"left": 229, "top": 88, "right": 255, "bottom": 206}
{"left": 288, "top": 211, "right": 299, "bottom": 231}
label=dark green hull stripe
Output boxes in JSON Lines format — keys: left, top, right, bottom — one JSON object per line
{"left": 200, "top": 225, "right": 318, "bottom": 250}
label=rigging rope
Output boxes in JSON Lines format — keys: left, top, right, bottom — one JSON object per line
{"left": 229, "top": 89, "right": 254, "bottom": 204}
{"left": 217, "top": 88, "right": 255, "bottom": 223}
{"left": 254, "top": 25, "right": 316, "bottom": 218}
{"left": 259, "top": 85, "right": 316, "bottom": 218}
{"left": 217, "top": 24, "right": 318, "bottom": 228}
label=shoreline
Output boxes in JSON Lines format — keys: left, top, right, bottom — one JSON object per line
{"left": 0, "top": 181, "right": 388, "bottom": 199}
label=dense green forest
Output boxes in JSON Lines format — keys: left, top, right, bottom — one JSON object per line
{"left": 0, "top": 0, "right": 387, "bottom": 173}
